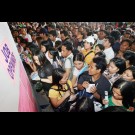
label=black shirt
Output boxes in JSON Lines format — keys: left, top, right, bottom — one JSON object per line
{"left": 78, "top": 71, "right": 111, "bottom": 99}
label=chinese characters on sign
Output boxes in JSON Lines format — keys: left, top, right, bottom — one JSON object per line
{"left": 1, "top": 43, "right": 16, "bottom": 79}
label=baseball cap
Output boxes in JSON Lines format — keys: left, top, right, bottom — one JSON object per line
{"left": 39, "top": 28, "right": 48, "bottom": 34}
{"left": 83, "top": 36, "right": 94, "bottom": 44}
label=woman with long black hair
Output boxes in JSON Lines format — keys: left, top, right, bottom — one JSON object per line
{"left": 32, "top": 50, "right": 53, "bottom": 93}
{"left": 49, "top": 68, "right": 75, "bottom": 111}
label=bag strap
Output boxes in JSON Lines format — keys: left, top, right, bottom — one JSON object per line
{"left": 84, "top": 50, "right": 93, "bottom": 59}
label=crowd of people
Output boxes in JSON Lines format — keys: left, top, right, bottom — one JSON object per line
{"left": 8, "top": 22, "right": 135, "bottom": 112}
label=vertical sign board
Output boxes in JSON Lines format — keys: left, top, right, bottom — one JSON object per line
{"left": 0, "top": 22, "right": 38, "bottom": 112}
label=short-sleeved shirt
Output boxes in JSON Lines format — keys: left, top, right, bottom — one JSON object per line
{"left": 49, "top": 80, "right": 72, "bottom": 100}
{"left": 78, "top": 71, "right": 111, "bottom": 99}
{"left": 63, "top": 53, "right": 74, "bottom": 80}
{"left": 64, "top": 53, "right": 73, "bottom": 69}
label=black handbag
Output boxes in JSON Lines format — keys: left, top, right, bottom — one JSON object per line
{"left": 34, "top": 81, "right": 43, "bottom": 92}
{"left": 53, "top": 83, "right": 73, "bottom": 112}
{"left": 53, "top": 96, "right": 70, "bottom": 112}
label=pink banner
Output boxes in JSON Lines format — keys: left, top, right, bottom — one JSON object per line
{"left": 18, "top": 62, "right": 38, "bottom": 112}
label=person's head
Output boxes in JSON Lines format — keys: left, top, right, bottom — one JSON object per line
{"left": 120, "top": 39, "right": 132, "bottom": 53}
{"left": 130, "top": 40, "right": 135, "bottom": 52}
{"left": 20, "top": 39, "right": 28, "bottom": 49}
{"left": 123, "top": 50, "right": 135, "bottom": 68}
{"left": 83, "top": 37, "right": 94, "bottom": 50}
{"left": 55, "top": 40, "right": 62, "bottom": 52}
{"left": 73, "top": 53, "right": 85, "bottom": 70}
{"left": 39, "top": 28, "right": 48, "bottom": 38}
{"left": 123, "top": 31, "right": 131, "bottom": 39}
{"left": 61, "top": 41, "right": 73, "bottom": 58}
{"left": 106, "top": 25, "right": 113, "bottom": 34}
{"left": 95, "top": 51, "right": 106, "bottom": 59}
{"left": 89, "top": 57, "right": 107, "bottom": 75}
{"left": 122, "top": 66, "right": 135, "bottom": 81}
{"left": 26, "top": 43, "right": 40, "bottom": 55}
{"left": 77, "top": 31, "right": 85, "bottom": 40}
{"left": 60, "top": 30, "right": 69, "bottom": 41}
{"left": 78, "top": 26, "right": 84, "bottom": 32}
{"left": 103, "top": 36, "right": 115, "bottom": 49}
{"left": 15, "top": 36, "right": 24, "bottom": 44}
{"left": 48, "top": 23, "right": 56, "bottom": 32}
{"left": 98, "top": 30, "right": 108, "bottom": 40}
{"left": 48, "top": 48, "right": 59, "bottom": 61}
{"left": 95, "top": 44, "right": 105, "bottom": 53}
{"left": 31, "top": 32, "right": 37, "bottom": 41}
{"left": 49, "top": 30, "right": 57, "bottom": 42}
{"left": 72, "top": 97, "right": 94, "bottom": 112}
{"left": 33, "top": 50, "right": 47, "bottom": 66}
{"left": 110, "top": 30, "right": 121, "bottom": 41}
{"left": 40, "top": 40, "right": 51, "bottom": 53}
{"left": 52, "top": 68, "right": 68, "bottom": 86}
{"left": 20, "top": 28, "right": 27, "bottom": 35}
{"left": 108, "top": 58, "right": 126, "bottom": 74}
{"left": 12, "top": 30, "right": 19, "bottom": 38}
{"left": 112, "top": 78, "right": 135, "bottom": 108}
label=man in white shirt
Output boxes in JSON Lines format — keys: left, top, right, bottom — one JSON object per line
{"left": 61, "top": 41, "right": 74, "bottom": 80}
{"left": 103, "top": 36, "right": 115, "bottom": 64}
{"left": 20, "top": 28, "right": 32, "bottom": 42}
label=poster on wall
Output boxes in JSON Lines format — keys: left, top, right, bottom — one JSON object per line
{"left": 0, "top": 22, "right": 38, "bottom": 112}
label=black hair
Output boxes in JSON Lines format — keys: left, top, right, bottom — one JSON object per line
{"left": 110, "top": 30, "right": 121, "bottom": 41}
{"left": 62, "top": 41, "right": 73, "bottom": 52}
{"left": 33, "top": 50, "right": 48, "bottom": 66}
{"left": 60, "top": 30, "right": 69, "bottom": 37}
{"left": 110, "top": 58, "right": 126, "bottom": 74}
{"left": 112, "top": 78, "right": 135, "bottom": 108}
{"left": 95, "top": 52, "right": 106, "bottom": 59}
{"left": 87, "top": 31, "right": 94, "bottom": 36}
{"left": 72, "top": 49, "right": 80, "bottom": 56}
{"left": 27, "top": 43, "right": 40, "bottom": 55}
{"left": 126, "top": 66, "right": 135, "bottom": 79}
{"left": 93, "top": 57, "right": 107, "bottom": 73}
{"left": 105, "top": 36, "right": 115, "bottom": 46}
{"left": 95, "top": 44, "right": 105, "bottom": 51}
{"left": 121, "top": 39, "right": 132, "bottom": 47}
{"left": 40, "top": 40, "right": 51, "bottom": 53}
{"left": 73, "top": 53, "right": 84, "bottom": 62}
{"left": 123, "top": 50, "right": 135, "bottom": 66}
{"left": 78, "top": 31, "right": 85, "bottom": 39}
{"left": 100, "top": 30, "right": 109, "bottom": 36}
{"left": 52, "top": 68, "right": 66, "bottom": 88}
{"left": 15, "top": 36, "right": 24, "bottom": 43}
{"left": 55, "top": 40, "right": 62, "bottom": 52}
{"left": 71, "top": 97, "right": 94, "bottom": 112}
{"left": 49, "top": 30, "right": 57, "bottom": 37}
{"left": 48, "top": 48, "right": 60, "bottom": 61}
